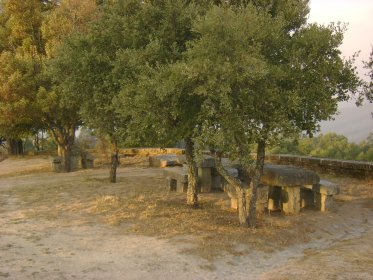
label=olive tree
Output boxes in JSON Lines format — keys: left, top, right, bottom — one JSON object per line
{"left": 111, "top": 0, "right": 207, "bottom": 205}
{"left": 180, "top": 3, "right": 361, "bottom": 227}
{"left": 50, "top": 0, "right": 200, "bottom": 185}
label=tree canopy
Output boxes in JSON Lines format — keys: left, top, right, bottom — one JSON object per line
{"left": 171, "top": 2, "right": 361, "bottom": 226}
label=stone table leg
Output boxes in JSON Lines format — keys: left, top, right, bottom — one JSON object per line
{"left": 281, "top": 186, "right": 301, "bottom": 214}
{"left": 315, "top": 193, "right": 334, "bottom": 212}
{"left": 198, "top": 167, "right": 212, "bottom": 193}
{"left": 177, "top": 181, "right": 188, "bottom": 193}
{"left": 268, "top": 186, "right": 282, "bottom": 211}
{"left": 230, "top": 198, "right": 238, "bottom": 209}
{"left": 166, "top": 177, "right": 177, "bottom": 191}
{"left": 300, "top": 187, "right": 315, "bottom": 208}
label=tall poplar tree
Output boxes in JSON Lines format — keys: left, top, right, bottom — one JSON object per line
{"left": 0, "top": 0, "right": 47, "bottom": 154}
{"left": 38, "top": 0, "right": 99, "bottom": 171}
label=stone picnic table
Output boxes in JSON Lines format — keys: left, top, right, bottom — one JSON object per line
{"left": 262, "top": 164, "right": 320, "bottom": 214}
{"left": 160, "top": 155, "right": 339, "bottom": 214}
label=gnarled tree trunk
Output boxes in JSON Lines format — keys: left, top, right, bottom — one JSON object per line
{"left": 213, "top": 154, "right": 250, "bottom": 227}
{"left": 248, "top": 140, "right": 266, "bottom": 228}
{"left": 60, "top": 143, "right": 72, "bottom": 172}
{"left": 109, "top": 140, "right": 119, "bottom": 183}
{"left": 237, "top": 187, "right": 249, "bottom": 225}
{"left": 51, "top": 126, "right": 76, "bottom": 172}
{"left": 185, "top": 137, "right": 199, "bottom": 208}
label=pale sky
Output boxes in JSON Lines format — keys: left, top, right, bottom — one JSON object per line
{"left": 308, "top": 0, "right": 373, "bottom": 142}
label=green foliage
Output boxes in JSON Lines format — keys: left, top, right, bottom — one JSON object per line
{"left": 269, "top": 132, "right": 373, "bottom": 162}
{"left": 180, "top": 2, "right": 362, "bottom": 167}
{"left": 0, "top": 0, "right": 46, "bottom": 139}
{"left": 53, "top": 0, "right": 201, "bottom": 149}
{"left": 0, "top": 0, "right": 100, "bottom": 149}
{"left": 37, "top": 0, "right": 100, "bottom": 154}
{"left": 0, "top": 51, "right": 42, "bottom": 138}
{"left": 287, "top": 23, "right": 362, "bottom": 135}
{"left": 41, "top": 0, "right": 99, "bottom": 58}
{"left": 363, "top": 47, "right": 373, "bottom": 102}
{"left": 184, "top": 4, "right": 289, "bottom": 165}
{"left": 0, "top": 0, "right": 363, "bottom": 167}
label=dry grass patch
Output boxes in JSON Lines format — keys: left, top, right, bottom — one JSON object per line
{"left": 321, "top": 175, "right": 373, "bottom": 203}
{"left": 87, "top": 186, "right": 315, "bottom": 260}
{"left": 4, "top": 161, "right": 371, "bottom": 262}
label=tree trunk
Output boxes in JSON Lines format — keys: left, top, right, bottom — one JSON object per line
{"left": 8, "top": 139, "right": 24, "bottom": 155}
{"left": 33, "top": 133, "right": 40, "bottom": 152}
{"left": 248, "top": 140, "right": 266, "bottom": 228}
{"left": 60, "top": 144, "right": 72, "bottom": 172}
{"left": 237, "top": 188, "right": 249, "bottom": 225}
{"left": 109, "top": 140, "right": 119, "bottom": 183}
{"left": 212, "top": 152, "right": 249, "bottom": 227}
{"left": 185, "top": 137, "right": 199, "bottom": 208}
{"left": 41, "top": 131, "right": 44, "bottom": 151}
{"left": 51, "top": 126, "right": 76, "bottom": 172}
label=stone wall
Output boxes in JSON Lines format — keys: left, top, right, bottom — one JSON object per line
{"left": 120, "top": 148, "right": 184, "bottom": 156}
{"left": 265, "top": 154, "right": 373, "bottom": 179}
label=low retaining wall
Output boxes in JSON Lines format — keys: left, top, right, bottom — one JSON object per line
{"left": 120, "top": 148, "right": 184, "bottom": 156}
{"left": 265, "top": 154, "right": 373, "bottom": 179}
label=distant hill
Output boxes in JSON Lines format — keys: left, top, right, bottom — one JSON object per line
{"left": 319, "top": 101, "right": 373, "bottom": 143}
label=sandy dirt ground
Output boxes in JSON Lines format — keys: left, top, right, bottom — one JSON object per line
{"left": 0, "top": 157, "right": 372, "bottom": 280}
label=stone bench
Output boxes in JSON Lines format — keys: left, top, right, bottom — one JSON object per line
{"left": 168, "top": 155, "right": 216, "bottom": 193}
{"left": 224, "top": 182, "right": 269, "bottom": 214}
{"left": 163, "top": 167, "right": 189, "bottom": 193}
{"left": 51, "top": 157, "right": 63, "bottom": 173}
{"left": 81, "top": 152, "right": 94, "bottom": 169}
{"left": 301, "top": 179, "right": 340, "bottom": 211}
{"left": 163, "top": 156, "right": 224, "bottom": 194}
{"left": 51, "top": 153, "right": 94, "bottom": 172}
{"left": 163, "top": 159, "right": 337, "bottom": 215}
